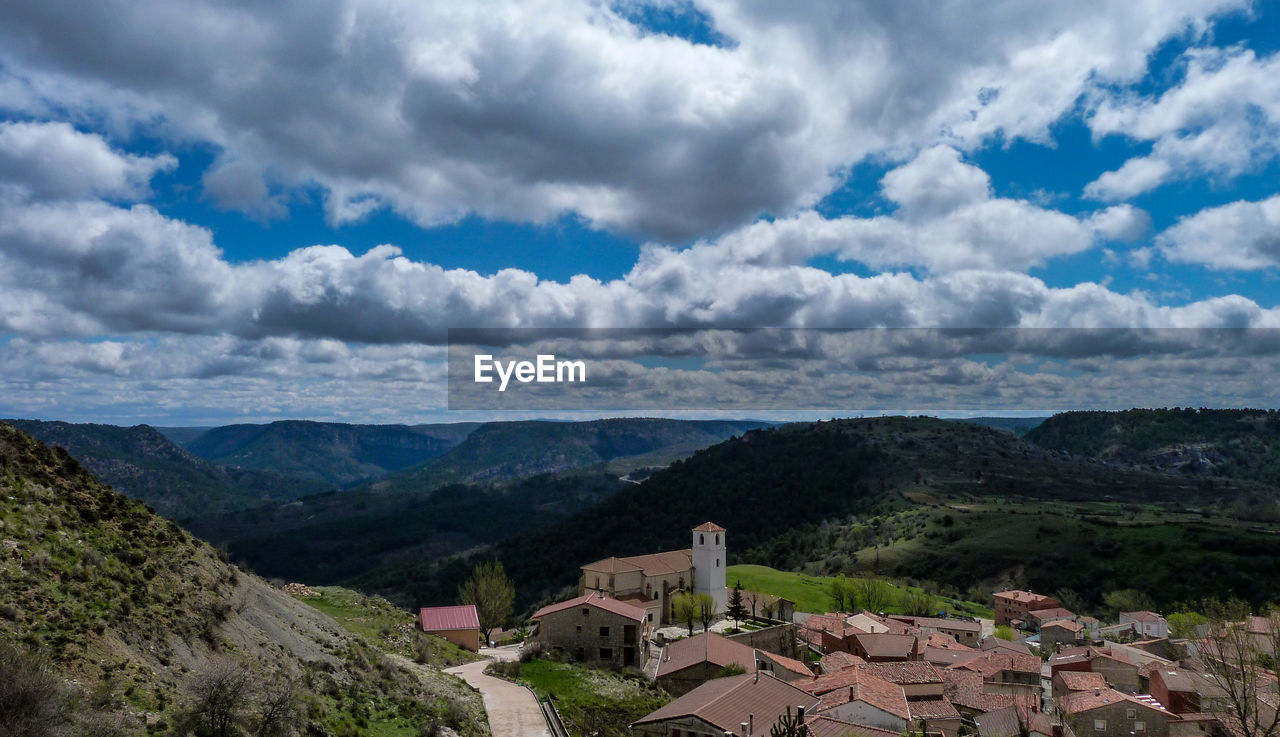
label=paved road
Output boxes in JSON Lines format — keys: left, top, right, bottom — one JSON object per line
{"left": 446, "top": 657, "right": 550, "bottom": 737}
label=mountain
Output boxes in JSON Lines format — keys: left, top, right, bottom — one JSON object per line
{"left": 189, "top": 472, "right": 627, "bottom": 585}
{"left": 184, "top": 420, "right": 481, "bottom": 487}
{"left": 152, "top": 426, "right": 213, "bottom": 446}
{"left": 949, "top": 416, "right": 1049, "bottom": 435}
{"left": 0, "top": 421, "right": 486, "bottom": 736}
{"left": 1026, "top": 408, "right": 1280, "bottom": 485}
{"left": 4, "top": 419, "right": 325, "bottom": 520}
{"left": 346, "top": 416, "right": 1280, "bottom": 614}
{"left": 364, "top": 418, "right": 771, "bottom": 493}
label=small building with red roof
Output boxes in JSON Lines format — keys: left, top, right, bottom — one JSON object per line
{"left": 656, "top": 632, "right": 758, "bottom": 695}
{"left": 532, "top": 591, "right": 649, "bottom": 668}
{"left": 418, "top": 604, "right": 482, "bottom": 652}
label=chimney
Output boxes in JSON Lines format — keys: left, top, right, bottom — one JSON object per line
{"left": 798, "top": 706, "right": 806, "bottom": 721}
{"left": 740, "top": 723, "right": 749, "bottom": 736}
{"left": 1095, "top": 688, "right": 1101, "bottom": 696}
{"left": 749, "top": 714, "right": 754, "bottom": 736}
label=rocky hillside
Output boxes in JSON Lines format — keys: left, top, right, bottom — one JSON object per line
{"left": 0, "top": 422, "right": 487, "bottom": 737}
{"left": 5, "top": 419, "right": 323, "bottom": 519}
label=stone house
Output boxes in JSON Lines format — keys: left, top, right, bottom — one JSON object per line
{"left": 1050, "top": 647, "right": 1142, "bottom": 694}
{"left": 656, "top": 632, "right": 757, "bottom": 696}
{"left": 631, "top": 672, "right": 819, "bottom": 737}
{"left": 891, "top": 616, "right": 982, "bottom": 648}
{"left": 799, "top": 667, "right": 912, "bottom": 733}
{"left": 1146, "top": 667, "right": 1228, "bottom": 715}
{"left": 1060, "top": 688, "right": 1180, "bottom": 737}
{"left": 532, "top": 592, "right": 648, "bottom": 668}
{"left": 993, "top": 591, "right": 1061, "bottom": 627}
{"left": 1052, "top": 671, "right": 1109, "bottom": 700}
{"left": 1042, "top": 619, "right": 1086, "bottom": 650}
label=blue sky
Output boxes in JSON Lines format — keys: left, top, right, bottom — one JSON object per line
{"left": 2, "top": 0, "right": 1280, "bottom": 423}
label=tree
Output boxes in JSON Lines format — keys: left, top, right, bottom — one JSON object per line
{"left": 855, "top": 577, "right": 891, "bottom": 614}
{"left": 727, "top": 581, "right": 748, "bottom": 628}
{"left": 458, "top": 560, "right": 515, "bottom": 645}
{"left": 1053, "top": 588, "right": 1085, "bottom": 614}
{"left": 713, "top": 663, "right": 747, "bottom": 679}
{"left": 696, "top": 593, "right": 717, "bottom": 632}
{"left": 1102, "top": 588, "right": 1154, "bottom": 616}
{"left": 672, "top": 592, "right": 697, "bottom": 635}
{"left": 900, "top": 588, "right": 938, "bottom": 617}
{"left": 761, "top": 597, "right": 779, "bottom": 623}
{"left": 177, "top": 660, "right": 302, "bottom": 737}
{"left": 1169, "top": 610, "right": 1209, "bottom": 639}
{"left": 993, "top": 624, "right": 1016, "bottom": 641}
{"left": 1195, "top": 601, "right": 1280, "bottom": 737}
{"left": 829, "top": 574, "right": 856, "bottom": 613}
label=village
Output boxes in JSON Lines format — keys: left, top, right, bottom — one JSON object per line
{"left": 416, "top": 523, "right": 1274, "bottom": 737}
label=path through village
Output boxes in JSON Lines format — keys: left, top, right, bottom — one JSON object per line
{"left": 446, "top": 646, "right": 551, "bottom": 737}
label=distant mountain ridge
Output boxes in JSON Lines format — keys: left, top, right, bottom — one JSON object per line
{"left": 183, "top": 419, "right": 481, "bottom": 487}
{"left": 1026, "top": 408, "right": 1280, "bottom": 485}
{"left": 4, "top": 419, "right": 324, "bottom": 519}
{"left": 363, "top": 417, "right": 772, "bottom": 493}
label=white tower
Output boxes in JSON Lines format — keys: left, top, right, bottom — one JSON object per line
{"left": 692, "top": 522, "right": 728, "bottom": 613}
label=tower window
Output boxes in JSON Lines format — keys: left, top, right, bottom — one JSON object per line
{"left": 715, "top": 534, "right": 720, "bottom": 545}
{"left": 716, "top": 558, "right": 720, "bottom": 567}
{"left": 699, "top": 534, "right": 704, "bottom": 545}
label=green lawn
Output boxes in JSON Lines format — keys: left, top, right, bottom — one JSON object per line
{"left": 500, "top": 659, "right": 669, "bottom": 737}
{"left": 726, "top": 564, "right": 993, "bottom": 618}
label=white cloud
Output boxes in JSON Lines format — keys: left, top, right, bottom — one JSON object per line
{"left": 0, "top": 0, "right": 1246, "bottom": 240}
{"left": 1158, "top": 194, "right": 1280, "bottom": 270}
{"left": 0, "top": 121, "right": 175, "bottom": 200}
{"left": 1086, "top": 46, "right": 1280, "bottom": 200}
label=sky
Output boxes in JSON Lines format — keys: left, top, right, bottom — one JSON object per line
{"left": 2, "top": 0, "right": 1280, "bottom": 424}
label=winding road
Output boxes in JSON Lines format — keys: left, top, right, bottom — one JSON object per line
{"left": 446, "top": 647, "right": 551, "bottom": 737}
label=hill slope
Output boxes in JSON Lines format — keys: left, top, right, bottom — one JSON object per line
{"left": 1026, "top": 408, "right": 1280, "bottom": 485}
{"left": 365, "top": 418, "right": 770, "bottom": 493}
{"left": 185, "top": 420, "right": 481, "bottom": 487}
{"left": 5, "top": 419, "right": 325, "bottom": 520}
{"left": 347, "top": 416, "right": 1280, "bottom": 613}
{"left": 0, "top": 421, "right": 487, "bottom": 736}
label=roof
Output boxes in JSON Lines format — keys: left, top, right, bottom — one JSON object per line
{"left": 909, "top": 698, "right": 962, "bottom": 720}
{"left": 1043, "top": 619, "right": 1084, "bottom": 633}
{"left": 993, "top": 590, "right": 1056, "bottom": 605}
{"left": 1050, "top": 646, "right": 1137, "bottom": 669}
{"left": 1061, "top": 688, "right": 1173, "bottom": 716}
{"left": 693, "top": 521, "right": 726, "bottom": 533}
{"left": 975, "top": 705, "right": 1054, "bottom": 737}
{"left": 759, "top": 650, "right": 815, "bottom": 679}
{"left": 805, "top": 715, "right": 902, "bottom": 737}
{"left": 943, "top": 668, "right": 1022, "bottom": 714}
{"left": 1028, "top": 607, "right": 1076, "bottom": 622}
{"left": 849, "top": 612, "right": 912, "bottom": 635}
{"left": 820, "top": 651, "right": 867, "bottom": 674}
{"left": 953, "top": 651, "right": 1041, "bottom": 678}
{"left": 1122, "top": 611, "right": 1165, "bottom": 623}
{"left": 859, "top": 661, "right": 943, "bottom": 685}
{"left": 633, "top": 672, "right": 818, "bottom": 737}
{"left": 982, "top": 638, "right": 1031, "bottom": 656}
{"left": 531, "top": 592, "right": 647, "bottom": 622}
{"left": 1151, "top": 668, "right": 1229, "bottom": 698}
{"left": 893, "top": 616, "right": 982, "bottom": 633}
{"left": 582, "top": 549, "right": 693, "bottom": 577}
{"left": 927, "top": 633, "right": 976, "bottom": 652}
{"left": 656, "top": 632, "right": 756, "bottom": 678}
{"left": 854, "top": 632, "right": 920, "bottom": 659}
{"left": 418, "top": 604, "right": 480, "bottom": 632}
{"left": 925, "top": 647, "right": 984, "bottom": 669}
{"left": 798, "top": 668, "right": 911, "bottom": 720}
{"left": 1057, "top": 671, "right": 1108, "bottom": 692}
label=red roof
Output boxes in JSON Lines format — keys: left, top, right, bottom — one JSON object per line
{"left": 531, "top": 592, "right": 646, "bottom": 622}
{"left": 759, "top": 651, "right": 815, "bottom": 678}
{"left": 1061, "top": 688, "right": 1173, "bottom": 715}
{"left": 657, "top": 632, "right": 756, "bottom": 678}
{"left": 693, "top": 521, "right": 726, "bottom": 532}
{"left": 634, "top": 673, "right": 817, "bottom": 737}
{"left": 798, "top": 668, "right": 911, "bottom": 719}
{"left": 1122, "top": 610, "right": 1164, "bottom": 623}
{"left": 419, "top": 604, "right": 480, "bottom": 632}
{"left": 806, "top": 715, "right": 902, "bottom": 737}
{"left": 1057, "top": 671, "right": 1108, "bottom": 692}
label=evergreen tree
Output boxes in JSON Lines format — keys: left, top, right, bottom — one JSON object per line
{"left": 727, "top": 580, "right": 748, "bottom": 627}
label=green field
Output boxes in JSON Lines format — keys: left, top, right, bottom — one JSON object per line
{"left": 726, "top": 564, "right": 993, "bottom": 618}
{"left": 301, "top": 586, "right": 481, "bottom": 666}
{"left": 496, "top": 658, "right": 669, "bottom": 737}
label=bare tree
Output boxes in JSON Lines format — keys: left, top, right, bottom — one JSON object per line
{"left": 1196, "top": 602, "right": 1280, "bottom": 737}
{"left": 0, "top": 643, "right": 69, "bottom": 737}
{"left": 855, "top": 577, "right": 891, "bottom": 614}
{"left": 696, "top": 593, "right": 717, "bottom": 632}
{"left": 672, "top": 592, "right": 697, "bottom": 635}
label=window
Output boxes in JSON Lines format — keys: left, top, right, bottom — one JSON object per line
{"left": 1127, "top": 709, "right": 1136, "bottom": 719}
{"left": 599, "top": 626, "right": 610, "bottom": 637}
{"left": 716, "top": 558, "right": 720, "bottom": 567}
{"left": 1135, "top": 723, "right": 1146, "bottom": 733}
{"left": 700, "top": 534, "right": 705, "bottom": 544}
{"left": 575, "top": 624, "right": 582, "bottom": 632}
{"left": 1094, "top": 721, "right": 1106, "bottom": 731}
{"left": 582, "top": 608, "right": 590, "bottom": 616}
{"left": 715, "top": 534, "right": 720, "bottom": 545}
{"left": 599, "top": 648, "right": 612, "bottom": 660}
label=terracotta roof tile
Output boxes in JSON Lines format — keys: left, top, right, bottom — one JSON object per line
{"left": 909, "top": 698, "right": 962, "bottom": 720}
{"left": 1061, "top": 688, "right": 1172, "bottom": 715}
{"left": 532, "top": 592, "right": 646, "bottom": 622}
{"left": 693, "top": 521, "right": 727, "bottom": 533}
{"left": 859, "top": 661, "right": 943, "bottom": 685}
{"left": 759, "top": 650, "right": 815, "bottom": 679}
{"left": 799, "top": 668, "right": 911, "bottom": 720}
{"left": 656, "top": 632, "right": 756, "bottom": 678}
{"left": 821, "top": 651, "right": 867, "bottom": 674}
{"left": 1057, "top": 672, "right": 1107, "bottom": 692}
{"left": 633, "top": 672, "right": 818, "bottom": 737}
{"left": 806, "top": 715, "right": 902, "bottom": 737}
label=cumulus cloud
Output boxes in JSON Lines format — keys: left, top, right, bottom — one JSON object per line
{"left": 681, "top": 147, "right": 1151, "bottom": 273}
{"left": 0, "top": 0, "right": 1246, "bottom": 240}
{"left": 0, "top": 121, "right": 175, "bottom": 200}
{"left": 1158, "top": 195, "right": 1280, "bottom": 270}
{"left": 1086, "top": 46, "right": 1280, "bottom": 200}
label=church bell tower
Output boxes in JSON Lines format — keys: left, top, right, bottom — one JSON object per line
{"left": 691, "top": 522, "right": 728, "bottom": 612}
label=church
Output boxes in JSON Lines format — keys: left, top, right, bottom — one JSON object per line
{"left": 579, "top": 522, "right": 728, "bottom": 625}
